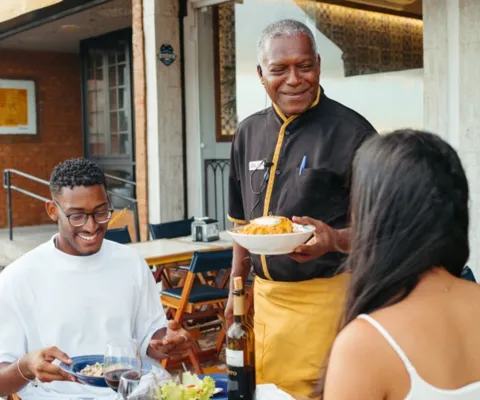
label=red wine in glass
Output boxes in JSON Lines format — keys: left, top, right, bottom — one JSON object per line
{"left": 103, "top": 339, "right": 141, "bottom": 392}
{"left": 104, "top": 368, "right": 131, "bottom": 391}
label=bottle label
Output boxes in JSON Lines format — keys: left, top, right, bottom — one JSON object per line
{"left": 226, "top": 349, "right": 244, "bottom": 367}
{"left": 227, "top": 365, "right": 256, "bottom": 399}
{"left": 227, "top": 372, "right": 240, "bottom": 392}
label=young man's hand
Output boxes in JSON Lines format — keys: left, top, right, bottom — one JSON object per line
{"left": 148, "top": 320, "right": 193, "bottom": 360}
{"left": 22, "top": 346, "right": 76, "bottom": 383}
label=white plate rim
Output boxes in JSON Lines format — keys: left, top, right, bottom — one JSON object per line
{"left": 227, "top": 223, "right": 315, "bottom": 237}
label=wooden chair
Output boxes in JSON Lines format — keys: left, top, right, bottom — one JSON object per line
{"left": 104, "top": 225, "right": 132, "bottom": 244}
{"left": 107, "top": 208, "right": 137, "bottom": 242}
{"left": 461, "top": 266, "right": 477, "bottom": 282}
{"left": 148, "top": 218, "right": 194, "bottom": 240}
{"left": 148, "top": 218, "right": 194, "bottom": 288}
{"left": 160, "top": 249, "right": 232, "bottom": 371}
{"left": 8, "top": 394, "right": 21, "bottom": 400}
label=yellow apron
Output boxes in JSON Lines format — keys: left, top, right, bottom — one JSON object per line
{"left": 254, "top": 273, "right": 349, "bottom": 399}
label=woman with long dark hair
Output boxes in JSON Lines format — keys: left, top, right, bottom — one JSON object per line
{"left": 323, "top": 130, "right": 480, "bottom": 399}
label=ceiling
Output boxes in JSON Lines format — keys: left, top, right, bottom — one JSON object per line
{"left": 0, "top": 0, "right": 132, "bottom": 53}
{"left": 339, "top": 0, "right": 422, "bottom": 16}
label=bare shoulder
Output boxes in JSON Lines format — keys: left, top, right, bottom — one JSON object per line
{"left": 330, "top": 317, "right": 389, "bottom": 363}
{"left": 324, "top": 318, "right": 393, "bottom": 399}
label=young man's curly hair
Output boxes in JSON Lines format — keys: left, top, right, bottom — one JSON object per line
{"left": 49, "top": 158, "right": 106, "bottom": 196}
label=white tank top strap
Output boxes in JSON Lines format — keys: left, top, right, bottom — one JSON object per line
{"left": 357, "top": 314, "right": 416, "bottom": 373}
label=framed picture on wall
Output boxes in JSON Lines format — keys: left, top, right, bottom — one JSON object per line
{"left": 0, "top": 78, "right": 37, "bottom": 135}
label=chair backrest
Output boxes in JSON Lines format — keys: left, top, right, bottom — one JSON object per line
{"left": 148, "top": 217, "right": 194, "bottom": 240}
{"left": 104, "top": 226, "right": 132, "bottom": 244}
{"left": 461, "top": 266, "right": 477, "bottom": 283}
{"left": 189, "top": 249, "right": 233, "bottom": 273}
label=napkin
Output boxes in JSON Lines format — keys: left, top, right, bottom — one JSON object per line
{"left": 256, "top": 384, "right": 295, "bottom": 400}
{"left": 127, "top": 364, "right": 172, "bottom": 399}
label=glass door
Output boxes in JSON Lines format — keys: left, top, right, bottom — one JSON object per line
{"left": 81, "top": 28, "right": 135, "bottom": 208}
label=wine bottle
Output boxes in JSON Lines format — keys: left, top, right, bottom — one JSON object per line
{"left": 227, "top": 277, "right": 256, "bottom": 400}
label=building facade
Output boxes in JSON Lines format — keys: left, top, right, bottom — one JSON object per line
{"left": 0, "top": 0, "right": 157, "bottom": 240}
{"left": 1, "top": 0, "right": 480, "bottom": 276}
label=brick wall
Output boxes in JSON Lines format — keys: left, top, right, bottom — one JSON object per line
{"left": 0, "top": 49, "right": 83, "bottom": 227}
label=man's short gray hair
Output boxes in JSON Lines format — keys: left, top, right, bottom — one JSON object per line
{"left": 257, "top": 19, "right": 317, "bottom": 66}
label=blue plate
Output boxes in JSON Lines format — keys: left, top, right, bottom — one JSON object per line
{"left": 200, "top": 373, "right": 227, "bottom": 399}
{"left": 60, "top": 355, "right": 153, "bottom": 388}
{"left": 59, "top": 355, "right": 108, "bottom": 388}
{"left": 60, "top": 358, "right": 228, "bottom": 397}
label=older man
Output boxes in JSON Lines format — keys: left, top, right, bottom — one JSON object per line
{"left": 227, "top": 19, "right": 377, "bottom": 398}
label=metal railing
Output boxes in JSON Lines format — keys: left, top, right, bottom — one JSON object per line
{"left": 3, "top": 169, "right": 140, "bottom": 242}
{"left": 204, "top": 159, "right": 230, "bottom": 229}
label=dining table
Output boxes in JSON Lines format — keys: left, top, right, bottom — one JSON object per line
{"left": 127, "top": 231, "right": 233, "bottom": 267}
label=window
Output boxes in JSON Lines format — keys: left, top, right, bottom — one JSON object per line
{"left": 81, "top": 29, "right": 136, "bottom": 208}
{"left": 86, "top": 43, "right": 132, "bottom": 157}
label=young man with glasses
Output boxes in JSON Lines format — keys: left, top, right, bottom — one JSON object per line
{"left": 0, "top": 158, "right": 190, "bottom": 399}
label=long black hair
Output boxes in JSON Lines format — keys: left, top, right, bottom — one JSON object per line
{"left": 317, "top": 130, "right": 469, "bottom": 396}
{"left": 344, "top": 130, "right": 469, "bottom": 323}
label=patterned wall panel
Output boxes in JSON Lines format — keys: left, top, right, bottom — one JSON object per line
{"left": 216, "top": 2, "right": 237, "bottom": 140}
{"left": 214, "top": 1, "right": 423, "bottom": 140}
{"left": 296, "top": 1, "right": 423, "bottom": 76}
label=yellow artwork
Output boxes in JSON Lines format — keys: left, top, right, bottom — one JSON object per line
{"left": 0, "top": 88, "right": 28, "bottom": 127}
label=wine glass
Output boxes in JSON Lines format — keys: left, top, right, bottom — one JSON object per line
{"left": 117, "top": 369, "right": 148, "bottom": 399}
{"left": 103, "top": 339, "right": 141, "bottom": 392}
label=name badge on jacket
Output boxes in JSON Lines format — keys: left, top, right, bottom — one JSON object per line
{"left": 249, "top": 160, "right": 265, "bottom": 171}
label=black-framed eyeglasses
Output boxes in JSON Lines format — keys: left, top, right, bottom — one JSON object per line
{"left": 54, "top": 200, "right": 114, "bottom": 227}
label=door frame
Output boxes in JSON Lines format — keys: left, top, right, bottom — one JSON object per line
{"left": 80, "top": 28, "right": 136, "bottom": 186}
{"left": 184, "top": 1, "right": 204, "bottom": 218}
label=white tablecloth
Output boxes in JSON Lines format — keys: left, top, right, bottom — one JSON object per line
{"left": 257, "top": 384, "right": 295, "bottom": 399}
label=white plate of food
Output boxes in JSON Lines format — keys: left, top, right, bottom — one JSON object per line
{"left": 227, "top": 216, "right": 314, "bottom": 255}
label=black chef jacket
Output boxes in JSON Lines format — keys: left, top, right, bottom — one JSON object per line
{"left": 228, "top": 87, "right": 377, "bottom": 281}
